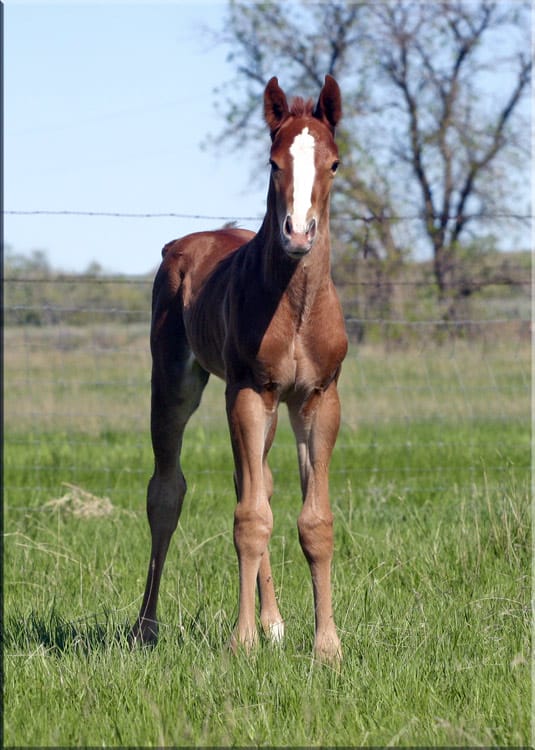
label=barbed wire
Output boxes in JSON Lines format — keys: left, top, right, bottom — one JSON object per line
{"left": 3, "top": 276, "right": 154, "bottom": 284}
{"left": 4, "top": 209, "right": 533, "bottom": 222}
{"left": 3, "top": 305, "right": 529, "bottom": 325}
{"left": 4, "top": 209, "right": 262, "bottom": 221}
{"left": 2, "top": 273, "right": 529, "bottom": 287}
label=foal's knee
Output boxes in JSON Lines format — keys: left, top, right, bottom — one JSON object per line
{"left": 234, "top": 501, "right": 273, "bottom": 559}
{"left": 297, "top": 507, "right": 334, "bottom": 565}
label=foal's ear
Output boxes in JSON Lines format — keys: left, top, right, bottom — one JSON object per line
{"left": 314, "top": 75, "right": 342, "bottom": 134}
{"left": 264, "top": 77, "right": 290, "bottom": 139}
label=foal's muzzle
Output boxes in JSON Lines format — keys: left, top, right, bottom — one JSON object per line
{"left": 282, "top": 215, "right": 317, "bottom": 258}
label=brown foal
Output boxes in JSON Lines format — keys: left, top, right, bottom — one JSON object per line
{"left": 130, "top": 75, "right": 347, "bottom": 662}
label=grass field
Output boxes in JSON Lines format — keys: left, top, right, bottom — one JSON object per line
{"left": 3, "top": 325, "right": 531, "bottom": 746}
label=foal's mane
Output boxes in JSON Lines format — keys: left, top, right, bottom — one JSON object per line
{"left": 289, "top": 97, "right": 315, "bottom": 117}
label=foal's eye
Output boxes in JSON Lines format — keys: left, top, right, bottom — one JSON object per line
{"left": 269, "top": 159, "right": 281, "bottom": 173}
{"left": 331, "top": 160, "right": 340, "bottom": 174}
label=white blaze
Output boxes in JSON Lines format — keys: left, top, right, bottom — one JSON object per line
{"left": 289, "top": 126, "right": 316, "bottom": 232}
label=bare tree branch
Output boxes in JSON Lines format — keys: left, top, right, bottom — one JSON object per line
{"left": 373, "top": 0, "right": 531, "bottom": 301}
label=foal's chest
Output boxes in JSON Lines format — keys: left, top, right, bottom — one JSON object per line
{"left": 255, "top": 313, "right": 346, "bottom": 397}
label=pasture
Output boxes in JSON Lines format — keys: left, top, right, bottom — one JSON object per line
{"left": 4, "top": 323, "right": 531, "bottom": 746}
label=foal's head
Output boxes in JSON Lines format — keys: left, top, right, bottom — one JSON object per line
{"left": 264, "top": 76, "right": 342, "bottom": 259}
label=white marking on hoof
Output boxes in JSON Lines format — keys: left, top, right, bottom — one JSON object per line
{"left": 268, "top": 620, "right": 285, "bottom": 643}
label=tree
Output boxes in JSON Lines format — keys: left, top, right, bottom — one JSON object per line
{"left": 371, "top": 0, "right": 532, "bottom": 314}
{"left": 209, "top": 0, "right": 531, "bottom": 316}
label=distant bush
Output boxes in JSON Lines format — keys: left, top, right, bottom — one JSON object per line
{"left": 3, "top": 247, "right": 530, "bottom": 342}
{"left": 4, "top": 249, "right": 153, "bottom": 327}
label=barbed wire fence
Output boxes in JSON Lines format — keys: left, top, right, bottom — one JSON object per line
{"left": 4, "top": 209, "right": 531, "bottom": 513}
{"left": 5, "top": 209, "right": 532, "bottom": 220}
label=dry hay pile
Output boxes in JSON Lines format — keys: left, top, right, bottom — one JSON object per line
{"left": 44, "top": 483, "right": 114, "bottom": 518}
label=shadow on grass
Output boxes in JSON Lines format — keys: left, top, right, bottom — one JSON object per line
{"left": 3, "top": 609, "right": 133, "bottom": 655}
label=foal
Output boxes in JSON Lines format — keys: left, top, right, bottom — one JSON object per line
{"left": 130, "top": 75, "right": 347, "bottom": 662}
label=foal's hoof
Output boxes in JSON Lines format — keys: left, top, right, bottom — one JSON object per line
{"left": 314, "top": 635, "right": 342, "bottom": 667}
{"left": 229, "top": 628, "right": 258, "bottom": 656}
{"left": 128, "top": 618, "right": 159, "bottom": 648}
{"left": 262, "top": 619, "right": 285, "bottom": 645}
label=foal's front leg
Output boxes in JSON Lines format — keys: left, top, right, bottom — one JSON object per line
{"left": 257, "top": 417, "right": 285, "bottom": 643}
{"left": 226, "top": 385, "right": 276, "bottom": 652}
{"left": 289, "top": 381, "right": 342, "bottom": 663}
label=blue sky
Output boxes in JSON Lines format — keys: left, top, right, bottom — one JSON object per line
{"left": 5, "top": 2, "right": 532, "bottom": 274}
{"left": 5, "top": 1, "right": 267, "bottom": 274}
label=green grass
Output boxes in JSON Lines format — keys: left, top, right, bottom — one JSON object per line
{"left": 3, "top": 334, "right": 531, "bottom": 746}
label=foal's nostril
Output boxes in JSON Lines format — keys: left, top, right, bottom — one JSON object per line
{"left": 306, "top": 218, "right": 317, "bottom": 239}
{"left": 284, "top": 215, "right": 293, "bottom": 237}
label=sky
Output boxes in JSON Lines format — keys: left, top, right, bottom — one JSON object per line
{"left": 5, "top": 2, "right": 532, "bottom": 275}
{"left": 5, "top": 1, "right": 268, "bottom": 274}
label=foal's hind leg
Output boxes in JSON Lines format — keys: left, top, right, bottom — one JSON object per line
{"left": 130, "top": 350, "right": 209, "bottom": 646}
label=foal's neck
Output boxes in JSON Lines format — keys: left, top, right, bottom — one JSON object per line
{"left": 257, "top": 206, "right": 332, "bottom": 304}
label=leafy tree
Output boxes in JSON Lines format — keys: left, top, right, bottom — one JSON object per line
{"left": 209, "top": 0, "right": 531, "bottom": 316}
